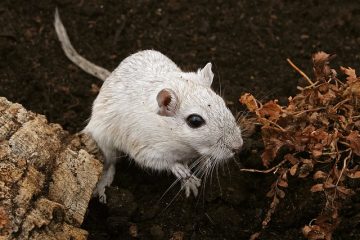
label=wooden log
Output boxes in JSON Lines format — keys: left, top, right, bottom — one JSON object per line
{"left": 0, "top": 97, "right": 103, "bottom": 239}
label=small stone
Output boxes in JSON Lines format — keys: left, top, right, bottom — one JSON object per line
{"left": 209, "top": 35, "right": 217, "bottom": 42}
{"left": 129, "top": 224, "right": 138, "bottom": 238}
{"left": 90, "top": 83, "right": 100, "bottom": 95}
{"left": 300, "top": 34, "right": 309, "bottom": 40}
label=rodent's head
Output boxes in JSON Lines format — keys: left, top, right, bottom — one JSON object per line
{"left": 156, "top": 63, "right": 243, "bottom": 166}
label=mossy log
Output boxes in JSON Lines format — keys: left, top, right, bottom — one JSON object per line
{"left": 0, "top": 97, "right": 103, "bottom": 239}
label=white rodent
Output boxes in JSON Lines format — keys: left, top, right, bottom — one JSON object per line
{"left": 54, "top": 9, "right": 243, "bottom": 203}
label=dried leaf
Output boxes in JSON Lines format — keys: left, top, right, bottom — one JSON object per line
{"left": 346, "top": 131, "right": 360, "bottom": 156}
{"left": 284, "top": 154, "right": 298, "bottom": 165}
{"left": 310, "top": 184, "right": 324, "bottom": 192}
{"left": 277, "top": 179, "right": 288, "bottom": 188}
{"left": 323, "top": 181, "right": 335, "bottom": 189}
{"left": 313, "top": 51, "right": 331, "bottom": 63}
{"left": 313, "top": 171, "right": 327, "bottom": 180}
{"left": 249, "top": 232, "right": 261, "bottom": 240}
{"left": 354, "top": 120, "right": 360, "bottom": 129}
{"left": 261, "top": 137, "right": 287, "bottom": 167}
{"left": 347, "top": 171, "right": 360, "bottom": 179}
{"left": 308, "top": 230, "right": 327, "bottom": 240}
{"left": 262, "top": 196, "right": 280, "bottom": 227}
{"left": 347, "top": 81, "right": 360, "bottom": 97}
{"left": 313, "top": 51, "right": 336, "bottom": 82}
{"left": 258, "top": 101, "right": 283, "bottom": 121}
{"left": 290, "top": 163, "right": 298, "bottom": 176}
{"left": 312, "top": 144, "right": 323, "bottom": 158}
{"left": 302, "top": 225, "right": 326, "bottom": 240}
{"left": 266, "top": 188, "right": 275, "bottom": 198}
{"left": 298, "top": 160, "right": 314, "bottom": 178}
{"left": 302, "top": 225, "right": 312, "bottom": 237}
{"left": 340, "top": 66, "right": 357, "bottom": 83}
{"left": 276, "top": 188, "right": 286, "bottom": 198}
{"left": 311, "top": 129, "right": 329, "bottom": 142}
{"left": 239, "top": 93, "right": 259, "bottom": 112}
{"left": 337, "top": 186, "right": 355, "bottom": 196}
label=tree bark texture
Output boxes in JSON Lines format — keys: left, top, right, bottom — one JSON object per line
{"left": 0, "top": 97, "right": 103, "bottom": 240}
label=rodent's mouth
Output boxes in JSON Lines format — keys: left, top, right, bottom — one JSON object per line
{"left": 233, "top": 147, "right": 243, "bottom": 155}
{"left": 197, "top": 142, "right": 241, "bottom": 162}
{"left": 212, "top": 151, "right": 235, "bottom": 162}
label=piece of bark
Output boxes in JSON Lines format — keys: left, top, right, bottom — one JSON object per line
{"left": 0, "top": 97, "right": 103, "bottom": 239}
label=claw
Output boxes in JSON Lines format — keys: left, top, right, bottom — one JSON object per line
{"left": 181, "top": 175, "right": 201, "bottom": 198}
{"left": 172, "top": 163, "right": 202, "bottom": 198}
{"left": 99, "top": 193, "right": 107, "bottom": 204}
{"left": 93, "top": 185, "right": 107, "bottom": 204}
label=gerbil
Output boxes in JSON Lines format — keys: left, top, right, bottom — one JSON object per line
{"left": 54, "top": 9, "right": 243, "bottom": 203}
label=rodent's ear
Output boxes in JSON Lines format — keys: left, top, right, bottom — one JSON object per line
{"left": 156, "top": 88, "right": 179, "bottom": 116}
{"left": 198, "top": 62, "right": 214, "bottom": 87}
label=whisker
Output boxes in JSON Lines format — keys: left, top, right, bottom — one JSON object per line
{"left": 195, "top": 158, "right": 211, "bottom": 208}
{"left": 214, "top": 63, "right": 222, "bottom": 97}
{"left": 234, "top": 158, "right": 245, "bottom": 171}
{"left": 226, "top": 159, "right": 232, "bottom": 184}
{"left": 198, "top": 155, "right": 215, "bottom": 192}
{"left": 209, "top": 160, "right": 216, "bottom": 187}
{"left": 160, "top": 184, "right": 184, "bottom": 214}
{"left": 216, "top": 167, "right": 222, "bottom": 196}
{"left": 158, "top": 176, "right": 182, "bottom": 202}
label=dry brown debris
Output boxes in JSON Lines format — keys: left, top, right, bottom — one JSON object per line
{"left": 240, "top": 52, "right": 360, "bottom": 239}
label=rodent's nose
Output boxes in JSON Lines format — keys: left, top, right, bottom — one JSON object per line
{"left": 232, "top": 138, "right": 244, "bottom": 154}
{"left": 233, "top": 147, "right": 242, "bottom": 154}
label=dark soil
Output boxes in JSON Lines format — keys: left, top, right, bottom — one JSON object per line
{"left": 1, "top": 0, "right": 360, "bottom": 239}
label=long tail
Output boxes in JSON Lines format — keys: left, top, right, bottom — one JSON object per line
{"left": 54, "top": 8, "right": 111, "bottom": 81}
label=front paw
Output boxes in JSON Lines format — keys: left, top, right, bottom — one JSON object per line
{"left": 92, "top": 185, "right": 107, "bottom": 204}
{"left": 181, "top": 175, "right": 201, "bottom": 198}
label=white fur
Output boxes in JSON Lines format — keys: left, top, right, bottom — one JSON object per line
{"left": 83, "top": 50, "right": 243, "bottom": 202}
{"left": 53, "top": 10, "right": 235, "bottom": 202}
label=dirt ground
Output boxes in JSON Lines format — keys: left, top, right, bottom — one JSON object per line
{"left": 1, "top": 0, "right": 360, "bottom": 239}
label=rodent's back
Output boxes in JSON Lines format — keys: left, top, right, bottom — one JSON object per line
{"left": 109, "top": 50, "right": 180, "bottom": 84}
{"left": 84, "top": 50, "right": 183, "bottom": 155}
{"left": 119, "top": 50, "right": 181, "bottom": 76}
{"left": 99, "top": 50, "right": 182, "bottom": 111}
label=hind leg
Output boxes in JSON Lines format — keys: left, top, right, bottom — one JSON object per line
{"left": 93, "top": 146, "right": 117, "bottom": 203}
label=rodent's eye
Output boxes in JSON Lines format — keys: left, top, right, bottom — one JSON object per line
{"left": 186, "top": 114, "right": 205, "bottom": 128}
